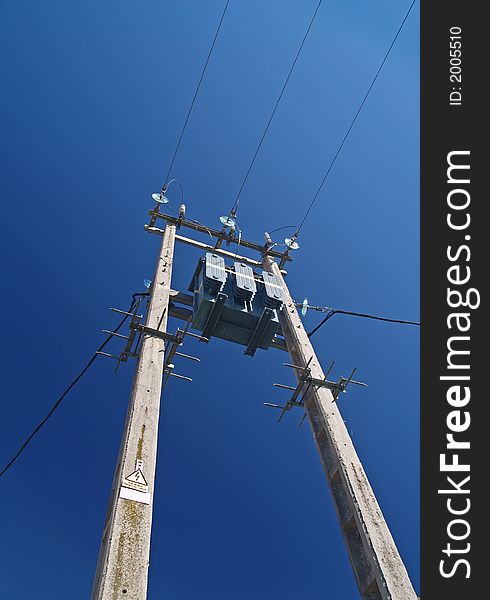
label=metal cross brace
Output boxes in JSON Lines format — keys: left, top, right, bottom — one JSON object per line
{"left": 264, "top": 359, "right": 367, "bottom": 425}
{"left": 98, "top": 305, "right": 207, "bottom": 384}
{"left": 96, "top": 304, "right": 145, "bottom": 371}
{"left": 161, "top": 321, "right": 203, "bottom": 390}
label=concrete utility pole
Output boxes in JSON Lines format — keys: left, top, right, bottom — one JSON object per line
{"left": 91, "top": 203, "right": 416, "bottom": 600}
{"left": 263, "top": 256, "right": 417, "bottom": 600}
{"left": 91, "top": 224, "right": 176, "bottom": 600}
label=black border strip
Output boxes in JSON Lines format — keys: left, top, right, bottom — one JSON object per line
{"left": 421, "top": 4, "right": 483, "bottom": 598}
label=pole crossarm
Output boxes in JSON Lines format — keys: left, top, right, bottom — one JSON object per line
{"left": 146, "top": 226, "right": 289, "bottom": 273}
{"left": 263, "top": 255, "right": 417, "bottom": 600}
{"left": 147, "top": 208, "right": 292, "bottom": 263}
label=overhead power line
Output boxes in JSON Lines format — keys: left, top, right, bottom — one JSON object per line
{"left": 164, "top": 0, "right": 230, "bottom": 186}
{"left": 307, "top": 306, "right": 420, "bottom": 338}
{"left": 0, "top": 295, "right": 146, "bottom": 480}
{"left": 295, "top": 0, "right": 417, "bottom": 236}
{"left": 230, "top": 0, "right": 323, "bottom": 215}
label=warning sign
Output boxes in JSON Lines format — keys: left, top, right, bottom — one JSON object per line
{"left": 122, "top": 464, "right": 149, "bottom": 493}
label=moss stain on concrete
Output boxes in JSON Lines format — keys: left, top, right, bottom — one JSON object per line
{"left": 136, "top": 424, "right": 146, "bottom": 460}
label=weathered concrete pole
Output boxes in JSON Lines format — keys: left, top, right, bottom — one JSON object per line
{"left": 264, "top": 256, "right": 417, "bottom": 600}
{"left": 91, "top": 224, "right": 176, "bottom": 600}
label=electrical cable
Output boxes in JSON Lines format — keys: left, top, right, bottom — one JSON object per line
{"left": 267, "top": 225, "right": 296, "bottom": 235}
{"left": 165, "top": 205, "right": 182, "bottom": 217}
{"left": 295, "top": 0, "right": 417, "bottom": 236}
{"left": 0, "top": 295, "right": 147, "bottom": 480}
{"left": 163, "top": 0, "right": 230, "bottom": 186}
{"left": 230, "top": 0, "right": 323, "bottom": 215}
{"left": 307, "top": 307, "right": 420, "bottom": 338}
{"left": 190, "top": 219, "right": 215, "bottom": 243}
{"left": 165, "top": 179, "right": 185, "bottom": 202}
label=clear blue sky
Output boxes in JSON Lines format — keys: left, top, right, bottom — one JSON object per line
{"left": 0, "top": 1, "right": 419, "bottom": 598}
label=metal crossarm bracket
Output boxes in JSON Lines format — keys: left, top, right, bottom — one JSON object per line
{"left": 265, "top": 359, "right": 367, "bottom": 424}
{"left": 244, "top": 307, "right": 273, "bottom": 357}
{"left": 278, "top": 249, "right": 291, "bottom": 270}
{"left": 96, "top": 351, "right": 120, "bottom": 360}
{"left": 200, "top": 292, "right": 227, "bottom": 342}
{"left": 100, "top": 304, "right": 207, "bottom": 378}
{"left": 265, "top": 357, "right": 313, "bottom": 423}
{"left": 161, "top": 323, "right": 202, "bottom": 390}
{"left": 136, "top": 325, "right": 180, "bottom": 343}
{"left": 108, "top": 304, "right": 144, "bottom": 370}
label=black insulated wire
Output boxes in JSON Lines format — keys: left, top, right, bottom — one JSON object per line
{"left": 307, "top": 307, "right": 420, "bottom": 338}
{"left": 0, "top": 295, "right": 147, "bottom": 480}
{"left": 230, "top": 0, "right": 323, "bottom": 216}
{"left": 295, "top": 0, "right": 417, "bottom": 237}
{"left": 164, "top": 0, "right": 230, "bottom": 186}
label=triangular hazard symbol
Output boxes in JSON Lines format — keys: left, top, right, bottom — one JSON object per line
{"left": 125, "top": 469, "right": 148, "bottom": 486}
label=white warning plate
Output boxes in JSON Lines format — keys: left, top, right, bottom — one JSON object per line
{"left": 119, "top": 486, "right": 151, "bottom": 505}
